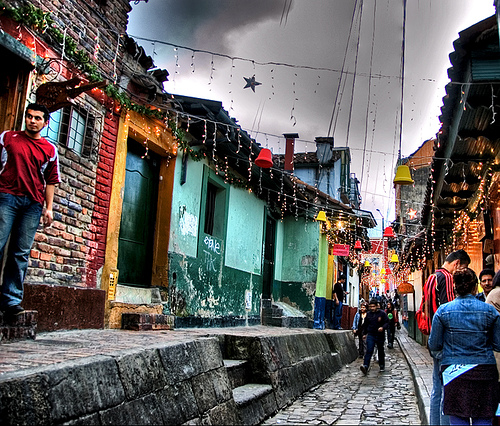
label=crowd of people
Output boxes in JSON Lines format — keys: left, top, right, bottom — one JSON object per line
{"left": 353, "top": 249, "right": 500, "bottom": 426}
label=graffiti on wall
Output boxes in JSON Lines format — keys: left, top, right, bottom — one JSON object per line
{"left": 202, "top": 235, "right": 222, "bottom": 272}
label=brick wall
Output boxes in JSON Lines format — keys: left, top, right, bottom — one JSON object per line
{"left": 3, "top": 0, "right": 132, "bottom": 80}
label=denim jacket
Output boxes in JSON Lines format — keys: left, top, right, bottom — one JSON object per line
{"left": 428, "top": 294, "right": 500, "bottom": 365}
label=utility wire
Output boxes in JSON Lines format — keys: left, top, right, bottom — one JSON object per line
{"left": 327, "top": 0, "right": 359, "bottom": 137}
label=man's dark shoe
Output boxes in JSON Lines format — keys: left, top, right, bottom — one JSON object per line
{"left": 360, "top": 365, "right": 368, "bottom": 375}
{"left": 380, "top": 367, "right": 385, "bottom": 372}
{"left": 4, "top": 305, "right": 25, "bottom": 316}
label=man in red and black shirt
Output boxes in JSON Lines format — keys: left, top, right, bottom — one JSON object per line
{"left": 0, "top": 103, "right": 60, "bottom": 316}
{"left": 426, "top": 249, "right": 470, "bottom": 425}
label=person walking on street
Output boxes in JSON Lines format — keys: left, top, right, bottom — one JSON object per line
{"left": 333, "top": 274, "right": 347, "bottom": 330}
{"left": 352, "top": 302, "right": 368, "bottom": 358}
{"left": 360, "top": 298, "right": 389, "bottom": 375}
{"left": 0, "top": 103, "right": 60, "bottom": 317}
{"left": 476, "top": 269, "right": 495, "bottom": 302}
{"left": 385, "top": 300, "right": 399, "bottom": 349}
{"left": 420, "top": 249, "right": 471, "bottom": 425}
{"left": 429, "top": 268, "right": 500, "bottom": 426}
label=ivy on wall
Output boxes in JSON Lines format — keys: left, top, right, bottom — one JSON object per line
{"left": 0, "top": 1, "right": 101, "bottom": 80}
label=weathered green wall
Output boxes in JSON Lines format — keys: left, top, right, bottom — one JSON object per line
{"left": 225, "top": 187, "right": 265, "bottom": 274}
{"left": 281, "top": 217, "right": 319, "bottom": 282}
{"left": 168, "top": 252, "right": 262, "bottom": 317}
{"left": 168, "top": 153, "right": 264, "bottom": 319}
{"left": 274, "top": 217, "right": 319, "bottom": 317}
{"left": 168, "top": 151, "right": 203, "bottom": 257}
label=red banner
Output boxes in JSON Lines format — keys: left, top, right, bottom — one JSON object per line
{"left": 332, "top": 244, "right": 350, "bottom": 257}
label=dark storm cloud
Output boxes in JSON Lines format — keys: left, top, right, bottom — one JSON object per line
{"left": 128, "top": 0, "right": 291, "bottom": 53}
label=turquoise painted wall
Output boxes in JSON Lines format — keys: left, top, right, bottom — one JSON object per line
{"left": 281, "top": 217, "right": 319, "bottom": 282}
{"left": 225, "top": 186, "right": 265, "bottom": 274}
{"left": 168, "top": 153, "right": 264, "bottom": 318}
{"left": 275, "top": 217, "right": 320, "bottom": 317}
{"left": 168, "top": 150, "right": 204, "bottom": 257}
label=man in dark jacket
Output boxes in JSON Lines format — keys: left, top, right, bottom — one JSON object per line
{"left": 333, "top": 274, "right": 347, "bottom": 329}
{"left": 360, "top": 298, "right": 389, "bottom": 375}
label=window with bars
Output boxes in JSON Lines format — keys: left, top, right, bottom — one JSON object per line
{"left": 41, "top": 106, "right": 101, "bottom": 161}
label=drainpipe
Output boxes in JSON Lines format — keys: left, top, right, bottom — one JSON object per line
{"left": 283, "top": 133, "right": 299, "bottom": 172}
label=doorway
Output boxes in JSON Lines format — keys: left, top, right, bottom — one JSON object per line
{"left": 262, "top": 214, "right": 276, "bottom": 300}
{"left": 117, "top": 139, "right": 160, "bottom": 287}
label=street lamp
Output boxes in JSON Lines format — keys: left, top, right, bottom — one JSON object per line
{"left": 376, "top": 209, "right": 384, "bottom": 236}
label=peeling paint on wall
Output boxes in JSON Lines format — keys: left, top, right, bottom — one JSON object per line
{"left": 301, "top": 255, "right": 315, "bottom": 266}
{"left": 180, "top": 211, "right": 198, "bottom": 237}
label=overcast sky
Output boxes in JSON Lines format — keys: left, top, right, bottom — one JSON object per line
{"left": 127, "top": 0, "right": 496, "bottom": 232}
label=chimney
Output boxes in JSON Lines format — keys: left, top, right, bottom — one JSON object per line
{"left": 283, "top": 133, "right": 299, "bottom": 171}
{"left": 315, "top": 137, "right": 334, "bottom": 164}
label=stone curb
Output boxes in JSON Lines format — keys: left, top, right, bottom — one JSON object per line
{"left": 396, "top": 334, "right": 430, "bottom": 425}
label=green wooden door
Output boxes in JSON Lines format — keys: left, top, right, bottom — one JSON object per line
{"left": 117, "top": 140, "right": 159, "bottom": 287}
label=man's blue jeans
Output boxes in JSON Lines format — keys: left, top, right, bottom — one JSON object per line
{"left": 430, "top": 353, "right": 449, "bottom": 425}
{"left": 363, "top": 333, "right": 385, "bottom": 370}
{"left": 0, "top": 193, "right": 42, "bottom": 309}
{"left": 333, "top": 301, "right": 343, "bottom": 329}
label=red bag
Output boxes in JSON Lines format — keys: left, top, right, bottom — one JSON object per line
{"left": 415, "top": 300, "right": 430, "bottom": 335}
{"left": 416, "top": 272, "right": 440, "bottom": 335}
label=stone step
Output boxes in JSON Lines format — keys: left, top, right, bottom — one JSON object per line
{"left": 121, "top": 313, "right": 174, "bottom": 331}
{"left": 0, "top": 310, "right": 37, "bottom": 343}
{"left": 233, "top": 383, "right": 276, "bottom": 425}
{"left": 224, "top": 359, "right": 250, "bottom": 389}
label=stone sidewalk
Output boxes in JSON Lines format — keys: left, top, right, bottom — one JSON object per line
{"left": 396, "top": 328, "right": 432, "bottom": 425}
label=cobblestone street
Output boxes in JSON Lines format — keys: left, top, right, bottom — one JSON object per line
{"left": 263, "top": 343, "right": 421, "bottom": 425}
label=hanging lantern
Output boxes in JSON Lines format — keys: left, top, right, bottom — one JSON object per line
{"left": 255, "top": 148, "right": 273, "bottom": 168}
{"left": 383, "top": 227, "right": 395, "bottom": 238}
{"left": 380, "top": 268, "right": 386, "bottom": 275}
{"left": 393, "top": 165, "right": 414, "bottom": 185}
{"left": 364, "top": 260, "right": 371, "bottom": 267}
{"left": 315, "top": 210, "right": 327, "bottom": 222}
{"left": 390, "top": 253, "right": 399, "bottom": 263}
{"left": 354, "top": 240, "right": 363, "bottom": 250}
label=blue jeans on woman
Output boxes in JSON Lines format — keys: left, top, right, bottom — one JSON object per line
{"left": 0, "top": 193, "right": 42, "bottom": 310}
{"left": 430, "top": 352, "right": 449, "bottom": 425}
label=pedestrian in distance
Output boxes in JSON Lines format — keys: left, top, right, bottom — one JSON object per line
{"left": 486, "top": 270, "right": 500, "bottom": 313}
{"left": 352, "top": 302, "right": 368, "bottom": 358}
{"left": 418, "top": 249, "right": 471, "bottom": 426}
{"left": 333, "top": 273, "right": 347, "bottom": 330}
{"left": 385, "top": 300, "right": 399, "bottom": 349}
{"left": 428, "top": 268, "right": 500, "bottom": 426}
{"left": 360, "top": 298, "right": 389, "bottom": 375}
{"left": 0, "top": 103, "right": 60, "bottom": 317}
{"left": 476, "top": 269, "right": 495, "bottom": 302}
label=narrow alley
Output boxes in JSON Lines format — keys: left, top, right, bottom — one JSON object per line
{"left": 263, "top": 341, "right": 421, "bottom": 425}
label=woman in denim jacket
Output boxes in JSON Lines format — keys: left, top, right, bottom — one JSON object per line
{"left": 429, "top": 268, "right": 500, "bottom": 426}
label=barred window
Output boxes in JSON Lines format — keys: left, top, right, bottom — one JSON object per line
{"left": 41, "top": 106, "right": 101, "bottom": 161}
